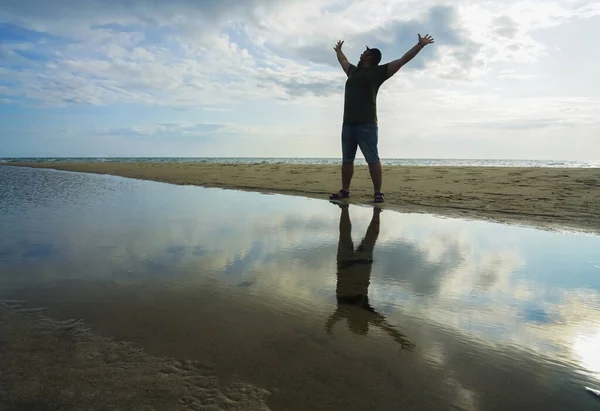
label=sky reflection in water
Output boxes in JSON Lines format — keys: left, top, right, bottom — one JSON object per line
{"left": 1, "top": 165, "right": 599, "bottom": 410}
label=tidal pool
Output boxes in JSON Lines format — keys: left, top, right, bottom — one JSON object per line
{"left": 1, "top": 165, "right": 599, "bottom": 410}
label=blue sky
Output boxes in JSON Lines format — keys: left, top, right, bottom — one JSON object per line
{"left": 1, "top": 0, "right": 599, "bottom": 159}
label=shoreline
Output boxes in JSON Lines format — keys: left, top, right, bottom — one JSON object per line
{"left": 4, "top": 161, "right": 600, "bottom": 234}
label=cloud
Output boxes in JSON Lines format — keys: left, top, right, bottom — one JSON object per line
{"left": 1, "top": 0, "right": 600, "bottom": 159}
{"left": 95, "top": 122, "right": 269, "bottom": 140}
{"left": 0, "top": 0, "right": 268, "bottom": 33}
{"left": 491, "top": 15, "right": 520, "bottom": 39}
{"left": 0, "top": 1, "right": 484, "bottom": 108}
{"left": 257, "top": 4, "right": 475, "bottom": 67}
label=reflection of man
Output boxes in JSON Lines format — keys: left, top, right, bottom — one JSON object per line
{"left": 325, "top": 204, "right": 414, "bottom": 351}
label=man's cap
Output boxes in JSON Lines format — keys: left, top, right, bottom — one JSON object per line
{"left": 365, "top": 46, "right": 382, "bottom": 64}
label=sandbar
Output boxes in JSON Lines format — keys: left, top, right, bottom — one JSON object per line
{"left": 4, "top": 161, "right": 600, "bottom": 233}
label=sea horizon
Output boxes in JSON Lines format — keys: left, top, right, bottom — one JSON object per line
{"left": 1, "top": 156, "right": 599, "bottom": 168}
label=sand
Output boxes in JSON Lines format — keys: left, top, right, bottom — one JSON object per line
{"left": 0, "top": 300, "right": 271, "bottom": 410}
{"left": 4, "top": 161, "right": 600, "bottom": 233}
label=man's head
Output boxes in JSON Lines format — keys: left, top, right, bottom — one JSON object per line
{"left": 358, "top": 46, "right": 382, "bottom": 67}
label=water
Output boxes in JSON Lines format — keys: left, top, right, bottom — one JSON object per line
{"left": 2, "top": 156, "right": 600, "bottom": 168}
{"left": 1, "top": 165, "right": 600, "bottom": 410}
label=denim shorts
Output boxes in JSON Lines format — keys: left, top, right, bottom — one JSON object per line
{"left": 341, "top": 123, "right": 379, "bottom": 164}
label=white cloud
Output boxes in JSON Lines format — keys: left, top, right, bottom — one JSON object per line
{"left": 1, "top": 0, "right": 599, "bottom": 159}
{"left": 0, "top": 1, "right": 478, "bottom": 108}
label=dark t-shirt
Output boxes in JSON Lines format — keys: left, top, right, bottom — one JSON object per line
{"left": 343, "top": 63, "right": 391, "bottom": 125}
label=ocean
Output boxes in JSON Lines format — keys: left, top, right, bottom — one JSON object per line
{"left": 1, "top": 157, "right": 599, "bottom": 168}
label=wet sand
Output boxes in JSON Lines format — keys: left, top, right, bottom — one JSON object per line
{"left": 4, "top": 281, "right": 598, "bottom": 411}
{"left": 5, "top": 161, "right": 600, "bottom": 233}
{"left": 0, "top": 300, "right": 270, "bottom": 410}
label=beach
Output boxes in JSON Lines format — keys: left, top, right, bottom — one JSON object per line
{"left": 5, "top": 161, "right": 600, "bottom": 233}
{"left": 2, "top": 164, "right": 600, "bottom": 411}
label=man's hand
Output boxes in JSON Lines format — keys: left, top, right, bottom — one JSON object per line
{"left": 418, "top": 34, "right": 434, "bottom": 46}
{"left": 334, "top": 40, "right": 351, "bottom": 75}
{"left": 387, "top": 33, "right": 434, "bottom": 77}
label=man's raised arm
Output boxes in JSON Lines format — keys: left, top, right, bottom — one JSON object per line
{"left": 333, "top": 40, "right": 352, "bottom": 75}
{"left": 386, "top": 34, "right": 434, "bottom": 78}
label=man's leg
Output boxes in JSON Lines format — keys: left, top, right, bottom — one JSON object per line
{"left": 368, "top": 160, "right": 382, "bottom": 194}
{"left": 357, "top": 124, "right": 383, "bottom": 197}
{"left": 333, "top": 124, "right": 357, "bottom": 196}
{"left": 342, "top": 162, "right": 354, "bottom": 192}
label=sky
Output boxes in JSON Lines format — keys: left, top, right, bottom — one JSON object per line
{"left": 0, "top": 0, "right": 599, "bottom": 159}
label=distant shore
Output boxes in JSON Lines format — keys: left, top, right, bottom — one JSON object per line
{"left": 5, "top": 161, "right": 600, "bottom": 233}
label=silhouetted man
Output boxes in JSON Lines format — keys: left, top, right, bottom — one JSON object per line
{"left": 329, "top": 34, "right": 434, "bottom": 204}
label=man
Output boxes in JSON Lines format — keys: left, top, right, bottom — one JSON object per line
{"left": 329, "top": 34, "right": 435, "bottom": 203}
